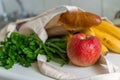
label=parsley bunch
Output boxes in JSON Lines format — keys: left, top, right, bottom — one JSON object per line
{"left": 0, "top": 32, "right": 69, "bottom": 69}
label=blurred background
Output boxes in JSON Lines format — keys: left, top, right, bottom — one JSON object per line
{"left": 0, "top": 0, "right": 120, "bottom": 28}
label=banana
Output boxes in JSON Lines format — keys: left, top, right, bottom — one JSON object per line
{"left": 101, "top": 44, "right": 109, "bottom": 55}
{"left": 94, "top": 20, "right": 120, "bottom": 40}
{"left": 65, "top": 34, "right": 73, "bottom": 41}
{"left": 81, "top": 28, "right": 109, "bottom": 55}
{"left": 92, "top": 27, "right": 120, "bottom": 53}
{"left": 81, "top": 28, "right": 95, "bottom": 36}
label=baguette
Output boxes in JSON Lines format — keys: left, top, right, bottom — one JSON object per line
{"left": 59, "top": 9, "right": 102, "bottom": 33}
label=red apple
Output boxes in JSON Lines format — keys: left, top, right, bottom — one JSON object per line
{"left": 67, "top": 33, "right": 102, "bottom": 66}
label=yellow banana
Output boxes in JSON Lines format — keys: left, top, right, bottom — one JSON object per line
{"left": 82, "top": 28, "right": 109, "bottom": 55}
{"left": 65, "top": 34, "right": 73, "bottom": 41}
{"left": 81, "top": 28, "right": 95, "bottom": 36}
{"left": 94, "top": 20, "right": 120, "bottom": 39}
{"left": 92, "top": 27, "right": 120, "bottom": 53}
{"left": 101, "top": 44, "right": 109, "bottom": 55}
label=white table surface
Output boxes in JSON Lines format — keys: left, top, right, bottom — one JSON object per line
{"left": 0, "top": 52, "right": 120, "bottom": 80}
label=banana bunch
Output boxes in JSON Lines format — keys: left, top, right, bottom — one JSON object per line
{"left": 81, "top": 28, "right": 109, "bottom": 55}
{"left": 83, "top": 20, "right": 120, "bottom": 55}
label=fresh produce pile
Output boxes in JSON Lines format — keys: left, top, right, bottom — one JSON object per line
{"left": 0, "top": 32, "right": 69, "bottom": 69}
{"left": 0, "top": 8, "right": 120, "bottom": 69}
{"left": 58, "top": 9, "right": 120, "bottom": 55}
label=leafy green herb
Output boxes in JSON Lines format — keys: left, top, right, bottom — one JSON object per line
{"left": 0, "top": 32, "right": 69, "bottom": 69}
